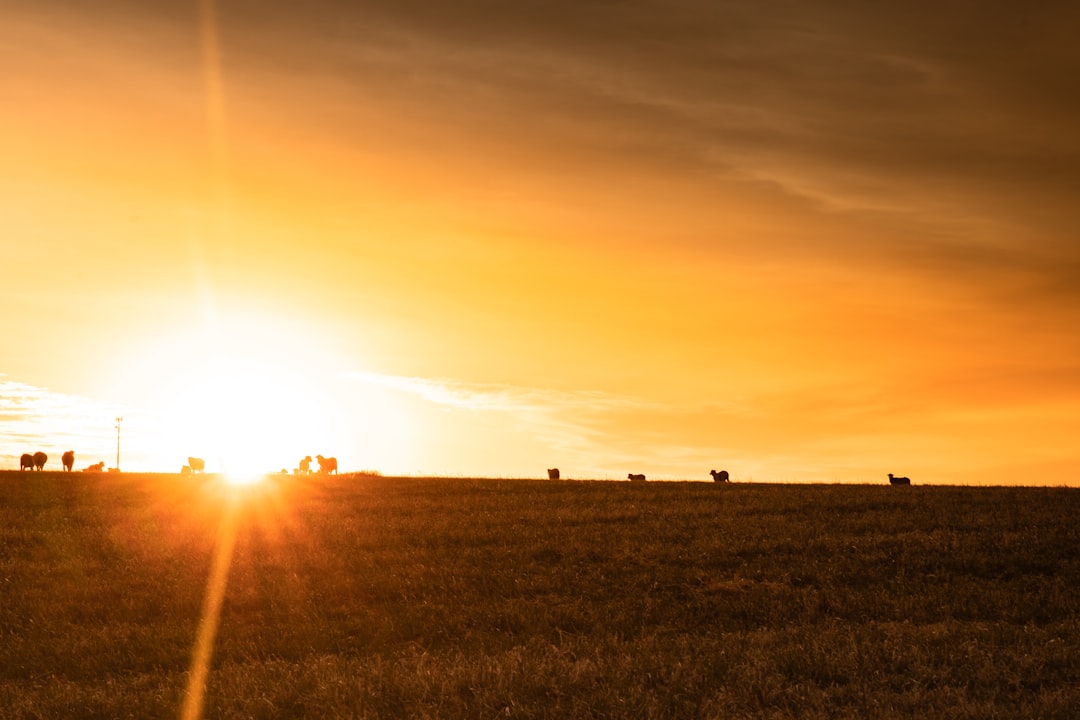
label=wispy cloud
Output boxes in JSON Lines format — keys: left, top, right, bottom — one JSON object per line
{"left": 346, "top": 371, "right": 751, "bottom": 478}
{"left": 347, "top": 370, "right": 656, "bottom": 414}
{"left": 345, "top": 371, "right": 669, "bottom": 479}
{"left": 0, "top": 375, "right": 126, "bottom": 469}
{"left": 345, "top": 368, "right": 1080, "bottom": 483}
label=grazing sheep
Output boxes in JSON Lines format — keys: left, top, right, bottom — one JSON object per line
{"left": 62, "top": 451, "right": 75, "bottom": 472}
{"left": 84, "top": 461, "right": 105, "bottom": 472}
{"left": 32, "top": 452, "right": 47, "bottom": 471}
{"left": 547, "top": 468, "right": 560, "bottom": 480}
{"left": 181, "top": 465, "right": 191, "bottom": 476}
{"left": 710, "top": 469, "right": 730, "bottom": 483}
{"left": 888, "top": 473, "right": 911, "bottom": 485}
{"left": 20, "top": 453, "right": 33, "bottom": 471}
{"left": 187, "top": 457, "right": 205, "bottom": 473}
{"left": 628, "top": 473, "right": 647, "bottom": 482}
{"left": 316, "top": 455, "right": 338, "bottom": 474}
{"left": 299, "top": 456, "right": 312, "bottom": 474}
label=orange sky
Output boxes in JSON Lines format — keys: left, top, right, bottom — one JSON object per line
{"left": 3, "top": 1, "right": 1079, "bottom": 483}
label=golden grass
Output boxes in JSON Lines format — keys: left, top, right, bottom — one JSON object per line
{"left": 0, "top": 472, "right": 1077, "bottom": 718}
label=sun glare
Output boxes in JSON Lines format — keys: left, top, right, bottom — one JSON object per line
{"left": 222, "top": 469, "right": 266, "bottom": 486}
{"left": 164, "top": 354, "right": 334, "bottom": 476}
{"left": 112, "top": 308, "right": 352, "bottom": 476}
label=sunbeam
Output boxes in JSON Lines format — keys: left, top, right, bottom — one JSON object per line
{"left": 180, "top": 493, "right": 239, "bottom": 720}
{"left": 181, "top": 7, "right": 234, "bottom": 716}
{"left": 198, "top": 0, "right": 229, "bottom": 206}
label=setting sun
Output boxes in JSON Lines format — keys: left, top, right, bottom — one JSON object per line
{"left": 93, "top": 307, "right": 356, "bottom": 476}
{"left": 164, "top": 354, "right": 325, "bottom": 476}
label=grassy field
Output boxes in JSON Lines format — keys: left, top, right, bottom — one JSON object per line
{"left": 0, "top": 472, "right": 1077, "bottom": 719}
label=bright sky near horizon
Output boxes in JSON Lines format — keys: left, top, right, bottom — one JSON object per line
{"left": 2, "top": 1, "right": 1079, "bottom": 483}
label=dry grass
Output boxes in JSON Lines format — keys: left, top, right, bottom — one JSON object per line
{"left": 0, "top": 472, "right": 1077, "bottom": 718}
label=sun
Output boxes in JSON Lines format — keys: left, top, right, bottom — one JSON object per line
{"left": 164, "top": 353, "right": 336, "bottom": 479}
{"left": 119, "top": 308, "right": 351, "bottom": 478}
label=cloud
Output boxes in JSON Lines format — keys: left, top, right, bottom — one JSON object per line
{"left": 346, "top": 370, "right": 681, "bottom": 474}
{"left": 347, "top": 371, "right": 655, "bottom": 413}
{"left": 0, "top": 375, "right": 128, "bottom": 469}
{"left": 344, "top": 371, "right": 895, "bottom": 480}
{"left": 192, "top": 0, "right": 1080, "bottom": 309}
{"left": 346, "top": 365, "right": 1080, "bottom": 483}
{"left": 19, "top": 0, "right": 1078, "bottom": 294}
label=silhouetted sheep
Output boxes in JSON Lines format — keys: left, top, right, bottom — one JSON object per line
{"left": 62, "top": 451, "right": 75, "bottom": 472}
{"left": 32, "top": 452, "right": 47, "bottom": 471}
{"left": 547, "top": 468, "right": 560, "bottom": 480}
{"left": 20, "top": 453, "right": 33, "bottom": 471}
{"left": 888, "top": 473, "right": 911, "bottom": 485}
{"left": 299, "top": 456, "right": 312, "bottom": 474}
{"left": 84, "top": 461, "right": 105, "bottom": 472}
{"left": 316, "top": 455, "right": 338, "bottom": 474}
{"left": 188, "top": 457, "right": 205, "bottom": 473}
{"left": 710, "top": 469, "right": 729, "bottom": 482}
{"left": 628, "top": 473, "right": 647, "bottom": 482}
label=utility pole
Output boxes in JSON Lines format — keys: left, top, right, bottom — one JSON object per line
{"left": 115, "top": 417, "right": 123, "bottom": 471}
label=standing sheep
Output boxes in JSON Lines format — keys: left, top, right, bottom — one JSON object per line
{"left": 62, "top": 451, "right": 75, "bottom": 472}
{"left": 316, "top": 455, "right": 338, "bottom": 474}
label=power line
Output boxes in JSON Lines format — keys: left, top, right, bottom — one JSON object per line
{"left": 115, "top": 416, "right": 123, "bottom": 471}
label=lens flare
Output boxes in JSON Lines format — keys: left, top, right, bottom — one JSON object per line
{"left": 180, "top": 495, "right": 238, "bottom": 720}
{"left": 221, "top": 470, "right": 266, "bottom": 487}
